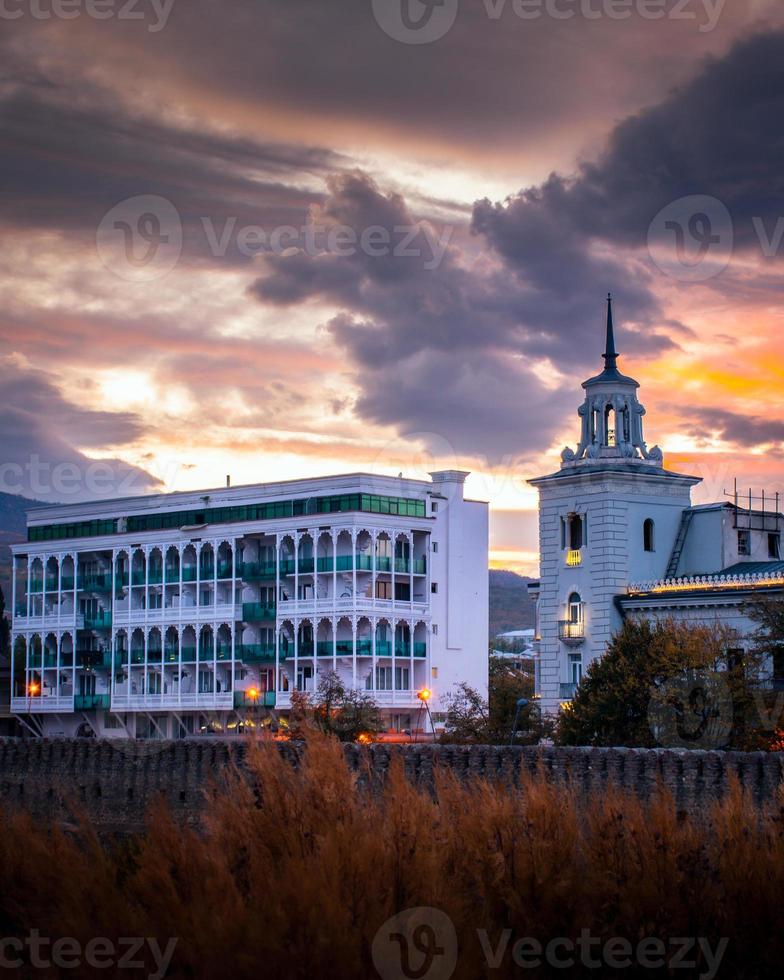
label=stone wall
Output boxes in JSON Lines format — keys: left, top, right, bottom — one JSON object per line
{"left": 1, "top": 738, "right": 783, "bottom": 834}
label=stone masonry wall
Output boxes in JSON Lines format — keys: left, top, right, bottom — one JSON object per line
{"left": 1, "top": 738, "right": 783, "bottom": 835}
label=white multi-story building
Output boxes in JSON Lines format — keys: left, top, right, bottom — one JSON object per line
{"left": 9, "top": 470, "right": 488, "bottom": 738}
{"left": 530, "top": 297, "right": 784, "bottom": 714}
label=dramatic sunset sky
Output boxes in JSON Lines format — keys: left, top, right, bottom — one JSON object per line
{"left": 2, "top": 0, "right": 784, "bottom": 574}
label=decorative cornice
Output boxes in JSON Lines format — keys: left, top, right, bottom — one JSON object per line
{"left": 627, "top": 570, "right": 784, "bottom": 596}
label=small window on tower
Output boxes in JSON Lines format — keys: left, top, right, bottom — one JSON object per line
{"left": 567, "top": 514, "right": 583, "bottom": 550}
{"left": 769, "top": 533, "right": 780, "bottom": 559}
{"left": 643, "top": 519, "right": 655, "bottom": 553}
{"left": 738, "top": 529, "right": 751, "bottom": 556}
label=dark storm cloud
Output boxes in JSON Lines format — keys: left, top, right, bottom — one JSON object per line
{"left": 248, "top": 171, "right": 667, "bottom": 460}
{"left": 474, "top": 30, "right": 784, "bottom": 262}
{"left": 252, "top": 170, "right": 672, "bottom": 364}
{"left": 0, "top": 77, "right": 347, "bottom": 264}
{"left": 346, "top": 347, "right": 577, "bottom": 461}
{"left": 684, "top": 407, "right": 784, "bottom": 448}
{"left": 0, "top": 358, "right": 160, "bottom": 501}
{"left": 246, "top": 30, "right": 784, "bottom": 459}
{"left": 53, "top": 0, "right": 778, "bottom": 165}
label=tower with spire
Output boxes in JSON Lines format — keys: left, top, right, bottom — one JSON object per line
{"left": 561, "top": 295, "right": 663, "bottom": 466}
{"left": 529, "top": 297, "right": 702, "bottom": 714}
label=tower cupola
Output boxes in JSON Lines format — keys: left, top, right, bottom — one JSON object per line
{"left": 561, "top": 295, "right": 663, "bottom": 467}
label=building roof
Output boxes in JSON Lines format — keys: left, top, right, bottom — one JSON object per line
{"left": 529, "top": 461, "right": 701, "bottom": 486}
{"left": 719, "top": 561, "right": 784, "bottom": 577}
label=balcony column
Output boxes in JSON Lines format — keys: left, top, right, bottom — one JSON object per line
{"left": 370, "top": 616, "right": 378, "bottom": 694}
{"left": 177, "top": 627, "right": 183, "bottom": 708}
{"left": 24, "top": 631, "right": 30, "bottom": 702}
{"left": 391, "top": 616, "right": 396, "bottom": 708}
{"left": 195, "top": 542, "right": 202, "bottom": 615}
{"left": 331, "top": 616, "right": 337, "bottom": 670}
{"left": 294, "top": 534, "right": 300, "bottom": 616}
{"left": 143, "top": 626, "right": 149, "bottom": 701}
{"left": 390, "top": 530, "right": 395, "bottom": 610}
{"left": 330, "top": 532, "right": 337, "bottom": 614}
{"left": 408, "top": 533, "right": 414, "bottom": 612}
{"left": 231, "top": 536, "right": 237, "bottom": 634}
{"left": 275, "top": 531, "right": 281, "bottom": 621}
{"left": 110, "top": 548, "right": 117, "bottom": 645}
{"left": 143, "top": 546, "right": 150, "bottom": 629}
{"left": 351, "top": 529, "right": 358, "bottom": 604}
{"left": 11, "top": 554, "right": 17, "bottom": 626}
{"left": 71, "top": 552, "right": 77, "bottom": 626}
{"left": 213, "top": 539, "right": 218, "bottom": 614}
{"left": 110, "top": 626, "right": 116, "bottom": 704}
{"left": 41, "top": 553, "right": 47, "bottom": 620}
{"left": 293, "top": 616, "right": 299, "bottom": 694}
{"left": 57, "top": 553, "right": 63, "bottom": 629}
{"left": 408, "top": 618, "right": 414, "bottom": 695}
{"left": 309, "top": 527, "right": 317, "bottom": 604}
{"left": 26, "top": 556, "right": 31, "bottom": 619}
{"left": 351, "top": 615, "right": 357, "bottom": 690}
{"left": 178, "top": 545, "right": 184, "bottom": 631}
{"left": 274, "top": 624, "right": 280, "bottom": 698}
{"left": 370, "top": 531, "right": 377, "bottom": 609}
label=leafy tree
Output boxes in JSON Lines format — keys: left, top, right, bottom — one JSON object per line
{"left": 0, "top": 586, "right": 9, "bottom": 661}
{"left": 742, "top": 596, "right": 784, "bottom": 743}
{"left": 557, "top": 617, "right": 765, "bottom": 750}
{"left": 440, "top": 681, "right": 489, "bottom": 743}
{"left": 441, "top": 655, "right": 549, "bottom": 744}
{"left": 488, "top": 655, "right": 535, "bottom": 738}
{"left": 311, "top": 670, "right": 383, "bottom": 742}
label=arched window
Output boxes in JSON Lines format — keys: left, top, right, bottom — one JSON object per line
{"left": 643, "top": 518, "right": 655, "bottom": 552}
{"left": 568, "top": 592, "right": 583, "bottom": 624}
{"left": 604, "top": 404, "right": 616, "bottom": 447}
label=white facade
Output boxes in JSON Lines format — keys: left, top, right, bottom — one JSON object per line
{"left": 529, "top": 297, "right": 783, "bottom": 713}
{"left": 9, "top": 470, "right": 488, "bottom": 738}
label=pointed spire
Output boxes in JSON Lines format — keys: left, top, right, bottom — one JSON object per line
{"left": 603, "top": 292, "right": 618, "bottom": 370}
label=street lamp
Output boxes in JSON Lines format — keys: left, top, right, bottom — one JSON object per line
{"left": 414, "top": 687, "right": 435, "bottom": 743}
{"left": 509, "top": 697, "right": 529, "bottom": 746}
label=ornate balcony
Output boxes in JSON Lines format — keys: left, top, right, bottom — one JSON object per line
{"left": 557, "top": 620, "right": 585, "bottom": 645}
{"left": 565, "top": 549, "right": 582, "bottom": 567}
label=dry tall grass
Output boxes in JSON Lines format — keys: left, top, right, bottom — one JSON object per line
{"left": 1, "top": 735, "right": 782, "bottom": 978}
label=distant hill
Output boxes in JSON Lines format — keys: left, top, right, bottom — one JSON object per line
{"left": 489, "top": 569, "right": 537, "bottom": 637}
{"left": 0, "top": 492, "right": 46, "bottom": 600}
